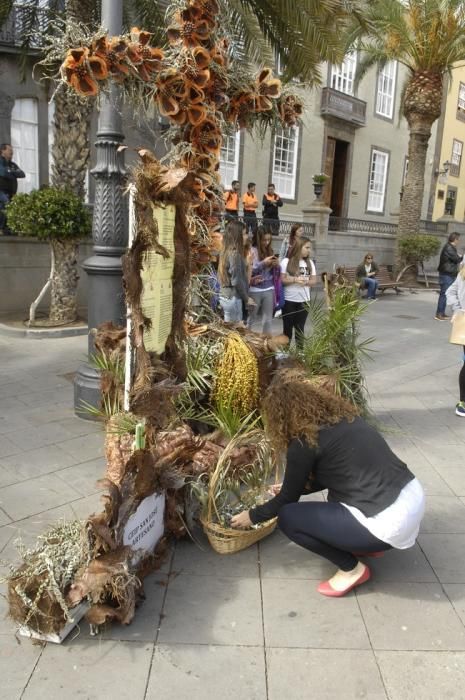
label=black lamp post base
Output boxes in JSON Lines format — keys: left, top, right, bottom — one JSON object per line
{"left": 74, "top": 363, "right": 102, "bottom": 420}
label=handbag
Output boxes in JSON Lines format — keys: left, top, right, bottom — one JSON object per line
{"left": 273, "top": 267, "right": 285, "bottom": 310}
{"left": 449, "top": 312, "right": 465, "bottom": 345}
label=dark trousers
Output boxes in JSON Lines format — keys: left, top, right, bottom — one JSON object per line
{"left": 278, "top": 501, "right": 392, "bottom": 571}
{"left": 244, "top": 212, "right": 257, "bottom": 236}
{"left": 436, "top": 274, "right": 455, "bottom": 315}
{"left": 460, "top": 347, "right": 465, "bottom": 402}
{"left": 282, "top": 300, "right": 308, "bottom": 348}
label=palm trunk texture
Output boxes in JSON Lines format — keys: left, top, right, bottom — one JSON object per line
{"left": 47, "top": 0, "right": 94, "bottom": 323}
{"left": 396, "top": 71, "right": 443, "bottom": 282}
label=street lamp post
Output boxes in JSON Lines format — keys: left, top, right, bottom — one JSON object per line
{"left": 74, "top": 0, "right": 128, "bottom": 418}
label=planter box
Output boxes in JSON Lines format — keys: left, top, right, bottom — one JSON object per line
{"left": 18, "top": 600, "right": 90, "bottom": 644}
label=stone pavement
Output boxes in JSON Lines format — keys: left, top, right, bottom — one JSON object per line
{"left": 1, "top": 290, "right": 465, "bottom": 700}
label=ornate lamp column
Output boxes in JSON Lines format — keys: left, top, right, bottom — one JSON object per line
{"left": 74, "top": 0, "right": 128, "bottom": 418}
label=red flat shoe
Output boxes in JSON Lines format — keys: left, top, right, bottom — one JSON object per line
{"left": 317, "top": 564, "right": 371, "bottom": 597}
{"left": 352, "top": 551, "right": 385, "bottom": 558}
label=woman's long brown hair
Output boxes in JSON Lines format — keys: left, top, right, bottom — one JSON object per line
{"left": 262, "top": 369, "right": 358, "bottom": 451}
{"left": 218, "top": 220, "right": 244, "bottom": 285}
{"left": 252, "top": 225, "right": 273, "bottom": 261}
{"left": 286, "top": 236, "right": 312, "bottom": 276}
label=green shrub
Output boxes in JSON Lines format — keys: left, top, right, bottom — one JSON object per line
{"left": 398, "top": 234, "right": 441, "bottom": 265}
{"left": 6, "top": 187, "right": 91, "bottom": 241}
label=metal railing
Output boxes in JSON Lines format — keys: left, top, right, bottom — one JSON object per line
{"left": 222, "top": 215, "right": 315, "bottom": 238}
{"left": 320, "top": 87, "right": 367, "bottom": 127}
{"left": 329, "top": 217, "right": 397, "bottom": 235}
{"left": 419, "top": 219, "right": 448, "bottom": 233}
{"left": 0, "top": 5, "right": 51, "bottom": 49}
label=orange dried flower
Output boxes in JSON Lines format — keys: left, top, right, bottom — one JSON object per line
{"left": 155, "top": 69, "right": 188, "bottom": 116}
{"left": 92, "top": 36, "right": 129, "bottom": 78}
{"left": 127, "top": 27, "right": 164, "bottom": 81}
{"left": 62, "top": 47, "right": 108, "bottom": 96}
{"left": 190, "top": 118, "right": 222, "bottom": 156}
{"left": 252, "top": 68, "right": 282, "bottom": 111}
{"left": 167, "top": 7, "right": 211, "bottom": 47}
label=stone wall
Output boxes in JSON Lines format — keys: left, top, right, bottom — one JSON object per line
{"left": 0, "top": 238, "right": 93, "bottom": 318}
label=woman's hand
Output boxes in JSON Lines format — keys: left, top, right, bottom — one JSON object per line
{"left": 268, "top": 483, "right": 282, "bottom": 497}
{"left": 231, "top": 510, "right": 253, "bottom": 528}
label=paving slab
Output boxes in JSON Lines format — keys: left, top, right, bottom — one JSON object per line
{"left": 54, "top": 457, "right": 105, "bottom": 498}
{"left": 420, "top": 495, "right": 465, "bottom": 533}
{"left": 262, "top": 578, "right": 370, "bottom": 649}
{"left": 357, "top": 581, "right": 465, "bottom": 650}
{"left": 267, "top": 648, "right": 388, "bottom": 700}
{"left": 364, "top": 544, "right": 437, "bottom": 583}
{"left": 23, "top": 640, "right": 153, "bottom": 700}
{"left": 0, "top": 472, "right": 81, "bottom": 520}
{"left": 0, "top": 634, "right": 42, "bottom": 700}
{"left": 418, "top": 534, "right": 465, "bottom": 583}
{"left": 259, "top": 530, "right": 334, "bottom": 580}
{"left": 146, "top": 644, "right": 267, "bottom": 700}
{"left": 375, "top": 650, "right": 465, "bottom": 700}
{"left": 172, "top": 535, "right": 259, "bottom": 578}
{"left": 159, "top": 574, "right": 263, "bottom": 646}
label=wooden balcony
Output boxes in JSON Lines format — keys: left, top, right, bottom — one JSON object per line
{"left": 320, "top": 87, "right": 367, "bottom": 127}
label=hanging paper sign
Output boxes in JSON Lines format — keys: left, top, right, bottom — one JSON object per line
{"left": 140, "top": 203, "right": 176, "bottom": 354}
{"left": 123, "top": 492, "right": 165, "bottom": 557}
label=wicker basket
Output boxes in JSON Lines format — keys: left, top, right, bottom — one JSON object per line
{"left": 200, "top": 431, "right": 278, "bottom": 554}
{"left": 201, "top": 515, "right": 277, "bottom": 554}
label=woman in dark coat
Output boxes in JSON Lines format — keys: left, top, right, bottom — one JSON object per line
{"left": 232, "top": 373, "right": 425, "bottom": 597}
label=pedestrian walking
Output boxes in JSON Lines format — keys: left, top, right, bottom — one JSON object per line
{"left": 446, "top": 265, "right": 465, "bottom": 417}
{"left": 355, "top": 253, "right": 379, "bottom": 300}
{"left": 223, "top": 180, "right": 240, "bottom": 221}
{"left": 232, "top": 376, "right": 425, "bottom": 597}
{"left": 280, "top": 236, "right": 316, "bottom": 348}
{"left": 0, "top": 143, "right": 25, "bottom": 235}
{"left": 435, "top": 232, "right": 463, "bottom": 321}
{"left": 262, "top": 183, "right": 283, "bottom": 235}
{"left": 242, "top": 182, "right": 258, "bottom": 236}
{"left": 247, "top": 226, "right": 280, "bottom": 335}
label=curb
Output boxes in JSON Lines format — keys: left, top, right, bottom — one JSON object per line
{"left": 0, "top": 322, "right": 88, "bottom": 339}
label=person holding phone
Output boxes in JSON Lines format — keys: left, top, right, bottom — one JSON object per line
{"left": 247, "top": 226, "right": 280, "bottom": 334}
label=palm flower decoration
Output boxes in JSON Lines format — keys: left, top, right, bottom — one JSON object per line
{"left": 167, "top": 5, "right": 212, "bottom": 47}
{"left": 251, "top": 68, "right": 282, "bottom": 112}
{"left": 92, "top": 36, "right": 130, "bottom": 80}
{"left": 127, "top": 27, "right": 165, "bottom": 81}
{"left": 61, "top": 47, "right": 108, "bottom": 96}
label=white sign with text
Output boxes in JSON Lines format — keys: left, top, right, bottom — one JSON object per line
{"left": 123, "top": 492, "right": 165, "bottom": 557}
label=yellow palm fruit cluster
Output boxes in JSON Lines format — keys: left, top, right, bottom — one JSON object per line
{"left": 212, "top": 333, "right": 259, "bottom": 415}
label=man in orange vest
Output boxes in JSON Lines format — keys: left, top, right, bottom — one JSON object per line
{"left": 242, "top": 181, "right": 258, "bottom": 236}
{"left": 223, "top": 180, "right": 240, "bottom": 221}
{"left": 262, "top": 183, "right": 283, "bottom": 235}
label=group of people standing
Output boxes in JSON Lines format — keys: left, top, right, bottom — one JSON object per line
{"left": 217, "top": 219, "right": 316, "bottom": 347}
{"left": 223, "top": 181, "right": 283, "bottom": 235}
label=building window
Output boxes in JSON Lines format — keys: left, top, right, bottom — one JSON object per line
{"left": 457, "top": 82, "right": 465, "bottom": 121}
{"left": 10, "top": 98, "right": 39, "bottom": 193}
{"left": 445, "top": 188, "right": 457, "bottom": 216}
{"left": 375, "top": 61, "right": 397, "bottom": 119}
{"left": 331, "top": 52, "right": 357, "bottom": 95}
{"left": 367, "top": 148, "right": 389, "bottom": 213}
{"left": 272, "top": 126, "right": 299, "bottom": 199}
{"left": 450, "top": 139, "right": 463, "bottom": 177}
{"left": 219, "top": 132, "right": 240, "bottom": 188}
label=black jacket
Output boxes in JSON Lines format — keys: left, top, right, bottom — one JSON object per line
{"left": 437, "top": 242, "right": 463, "bottom": 277}
{"left": 0, "top": 156, "right": 25, "bottom": 197}
{"left": 250, "top": 416, "right": 415, "bottom": 523}
{"left": 262, "top": 193, "right": 283, "bottom": 220}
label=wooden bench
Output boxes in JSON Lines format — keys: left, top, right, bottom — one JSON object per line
{"left": 332, "top": 265, "right": 401, "bottom": 295}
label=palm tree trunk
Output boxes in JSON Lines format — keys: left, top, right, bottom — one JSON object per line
{"left": 49, "top": 239, "right": 80, "bottom": 324}
{"left": 397, "top": 116, "right": 433, "bottom": 239}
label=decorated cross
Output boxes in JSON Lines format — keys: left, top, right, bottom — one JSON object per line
{"left": 59, "top": 0, "right": 303, "bottom": 270}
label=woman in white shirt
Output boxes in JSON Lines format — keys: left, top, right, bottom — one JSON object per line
{"left": 280, "top": 237, "right": 317, "bottom": 348}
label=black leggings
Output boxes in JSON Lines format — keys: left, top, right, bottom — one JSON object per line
{"left": 278, "top": 501, "right": 392, "bottom": 571}
{"left": 282, "top": 300, "right": 308, "bottom": 348}
{"left": 460, "top": 347, "right": 465, "bottom": 402}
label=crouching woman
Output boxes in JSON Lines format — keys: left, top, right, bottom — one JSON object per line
{"left": 231, "top": 376, "right": 425, "bottom": 597}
